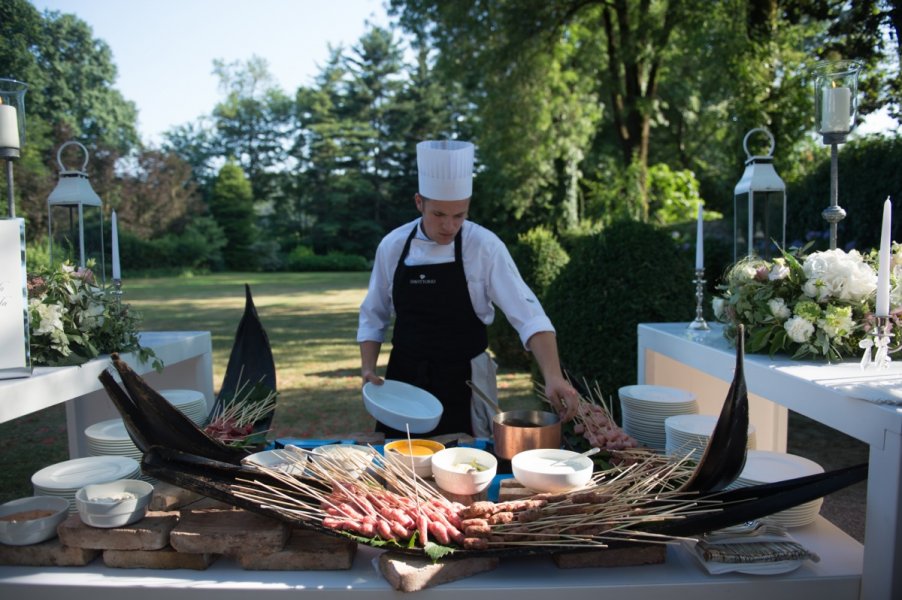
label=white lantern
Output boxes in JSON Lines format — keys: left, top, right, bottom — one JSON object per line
{"left": 47, "top": 141, "right": 106, "bottom": 281}
{"left": 733, "top": 128, "right": 786, "bottom": 261}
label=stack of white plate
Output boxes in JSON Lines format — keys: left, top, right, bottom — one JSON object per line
{"left": 618, "top": 385, "right": 698, "bottom": 452}
{"left": 728, "top": 450, "right": 824, "bottom": 528}
{"left": 664, "top": 414, "right": 757, "bottom": 461}
{"left": 85, "top": 418, "right": 142, "bottom": 462}
{"left": 32, "top": 456, "right": 141, "bottom": 513}
{"left": 160, "top": 389, "right": 208, "bottom": 425}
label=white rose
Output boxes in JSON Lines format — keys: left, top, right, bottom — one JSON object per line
{"left": 768, "top": 298, "right": 791, "bottom": 320}
{"left": 769, "top": 264, "right": 790, "bottom": 281}
{"left": 784, "top": 316, "right": 815, "bottom": 344}
{"left": 712, "top": 297, "right": 725, "bottom": 320}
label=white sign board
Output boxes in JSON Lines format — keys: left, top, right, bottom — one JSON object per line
{"left": 0, "top": 218, "right": 32, "bottom": 378}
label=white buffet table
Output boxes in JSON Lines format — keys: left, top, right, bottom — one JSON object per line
{"left": 637, "top": 322, "right": 902, "bottom": 600}
{"left": 0, "top": 519, "right": 862, "bottom": 600}
{"left": 0, "top": 331, "right": 214, "bottom": 458}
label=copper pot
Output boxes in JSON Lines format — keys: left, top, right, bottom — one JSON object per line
{"left": 492, "top": 410, "right": 561, "bottom": 460}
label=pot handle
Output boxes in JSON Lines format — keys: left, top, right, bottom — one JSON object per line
{"left": 466, "top": 380, "right": 502, "bottom": 415}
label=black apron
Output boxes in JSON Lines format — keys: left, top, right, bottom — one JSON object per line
{"left": 379, "top": 223, "right": 488, "bottom": 438}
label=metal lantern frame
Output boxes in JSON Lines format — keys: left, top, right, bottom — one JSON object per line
{"left": 47, "top": 140, "right": 106, "bottom": 282}
{"left": 733, "top": 128, "right": 787, "bottom": 262}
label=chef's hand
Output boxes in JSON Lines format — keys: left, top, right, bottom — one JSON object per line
{"left": 544, "top": 375, "right": 579, "bottom": 423}
{"left": 361, "top": 370, "right": 384, "bottom": 387}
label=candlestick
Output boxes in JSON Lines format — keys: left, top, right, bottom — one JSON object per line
{"left": 0, "top": 99, "right": 19, "bottom": 149}
{"left": 695, "top": 205, "right": 704, "bottom": 270}
{"left": 111, "top": 209, "right": 121, "bottom": 281}
{"left": 688, "top": 268, "right": 709, "bottom": 331}
{"left": 877, "top": 197, "right": 892, "bottom": 317}
{"left": 821, "top": 84, "right": 852, "bottom": 133}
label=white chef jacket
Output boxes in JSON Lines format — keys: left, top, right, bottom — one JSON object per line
{"left": 357, "top": 218, "right": 555, "bottom": 348}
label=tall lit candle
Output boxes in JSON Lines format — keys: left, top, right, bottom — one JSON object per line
{"left": 111, "top": 210, "right": 121, "bottom": 281}
{"left": 0, "top": 97, "right": 20, "bottom": 149}
{"left": 877, "top": 197, "right": 892, "bottom": 316}
{"left": 821, "top": 82, "right": 852, "bottom": 133}
{"left": 695, "top": 204, "right": 704, "bottom": 270}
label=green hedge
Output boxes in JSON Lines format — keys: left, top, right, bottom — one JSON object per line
{"left": 488, "top": 227, "right": 570, "bottom": 370}
{"left": 542, "top": 220, "right": 694, "bottom": 410}
{"left": 285, "top": 246, "right": 369, "bottom": 272}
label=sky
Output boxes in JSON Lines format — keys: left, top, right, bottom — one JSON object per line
{"left": 30, "top": 0, "right": 396, "bottom": 145}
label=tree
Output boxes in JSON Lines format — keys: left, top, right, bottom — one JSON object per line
{"left": 209, "top": 161, "right": 257, "bottom": 271}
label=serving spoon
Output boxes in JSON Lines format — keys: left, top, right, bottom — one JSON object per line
{"left": 548, "top": 447, "right": 601, "bottom": 466}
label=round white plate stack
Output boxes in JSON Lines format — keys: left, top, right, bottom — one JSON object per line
{"left": 85, "top": 418, "right": 142, "bottom": 462}
{"left": 618, "top": 385, "right": 698, "bottom": 452}
{"left": 31, "top": 456, "right": 141, "bottom": 513}
{"left": 664, "top": 414, "right": 757, "bottom": 461}
{"left": 727, "top": 450, "right": 824, "bottom": 528}
{"left": 159, "top": 389, "right": 208, "bottom": 425}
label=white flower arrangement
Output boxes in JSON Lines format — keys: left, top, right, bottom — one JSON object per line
{"left": 27, "top": 261, "right": 159, "bottom": 368}
{"left": 715, "top": 244, "right": 901, "bottom": 361}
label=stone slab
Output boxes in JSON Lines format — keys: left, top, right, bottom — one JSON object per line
{"left": 0, "top": 536, "right": 99, "bottom": 566}
{"left": 58, "top": 512, "right": 178, "bottom": 551}
{"left": 235, "top": 528, "right": 356, "bottom": 570}
{"left": 170, "top": 506, "right": 289, "bottom": 555}
{"left": 103, "top": 546, "right": 217, "bottom": 570}
{"left": 378, "top": 551, "right": 499, "bottom": 592}
{"left": 498, "top": 478, "right": 536, "bottom": 502}
{"left": 552, "top": 543, "right": 666, "bottom": 568}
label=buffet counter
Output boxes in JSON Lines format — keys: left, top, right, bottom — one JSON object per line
{"left": 0, "top": 518, "right": 861, "bottom": 600}
{"left": 637, "top": 322, "right": 902, "bottom": 600}
{"left": 0, "top": 331, "right": 214, "bottom": 458}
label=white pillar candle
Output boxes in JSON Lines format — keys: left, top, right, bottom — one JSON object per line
{"left": 0, "top": 100, "right": 20, "bottom": 149}
{"left": 111, "top": 210, "right": 121, "bottom": 281}
{"left": 695, "top": 204, "right": 704, "bottom": 270}
{"left": 821, "top": 85, "right": 851, "bottom": 133}
{"left": 877, "top": 197, "right": 892, "bottom": 316}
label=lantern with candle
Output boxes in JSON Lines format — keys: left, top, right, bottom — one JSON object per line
{"left": 733, "top": 128, "right": 786, "bottom": 262}
{"left": 813, "top": 60, "right": 862, "bottom": 250}
{"left": 0, "top": 78, "right": 28, "bottom": 219}
{"left": 47, "top": 141, "right": 107, "bottom": 283}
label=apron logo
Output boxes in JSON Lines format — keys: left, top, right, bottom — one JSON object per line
{"left": 410, "top": 273, "right": 436, "bottom": 285}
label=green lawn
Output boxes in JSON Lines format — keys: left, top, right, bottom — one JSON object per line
{"left": 0, "top": 272, "right": 537, "bottom": 503}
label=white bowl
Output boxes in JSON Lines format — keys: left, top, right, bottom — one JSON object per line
{"left": 430, "top": 447, "right": 497, "bottom": 496}
{"left": 0, "top": 496, "right": 70, "bottom": 545}
{"left": 311, "top": 444, "right": 377, "bottom": 478}
{"left": 363, "top": 380, "right": 443, "bottom": 433}
{"left": 75, "top": 479, "right": 154, "bottom": 528}
{"left": 384, "top": 439, "right": 445, "bottom": 478}
{"left": 242, "top": 446, "right": 307, "bottom": 476}
{"left": 511, "top": 448, "right": 594, "bottom": 493}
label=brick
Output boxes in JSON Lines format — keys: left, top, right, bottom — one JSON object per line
{"left": 552, "top": 543, "right": 666, "bottom": 568}
{"left": 235, "top": 528, "right": 356, "bottom": 570}
{"left": 149, "top": 481, "right": 204, "bottom": 511}
{"left": 104, "top": 546, "right": 217, "bottom": 570}
{"left": 170, "top": 506, "right": 289, "bottom": 555}
{"left": 0, "top": 536, "right": 99, "bottom": 566}
{"left": 378, "top": 552, "right": 499, "bottom": 592}
{"left": 58, "top": 512, "right": 178, "bottom": 551}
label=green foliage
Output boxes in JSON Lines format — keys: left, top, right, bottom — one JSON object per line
{"left": 119, "top": 217, "right": 226, "bottom": 272}
{"left": 786, "top": 135, "right": 902, "bottom": 252}
{"left": 543, "top": 220, "right": 694, "bottom": 403}
{"left": 489, "top": 227, "right": 570, "bottom": 369}
{"left": 209, "top": 162, "right": 258, "bottom": 271}
{"left": 285, "top": 247, "right": 369, "bottom": 272}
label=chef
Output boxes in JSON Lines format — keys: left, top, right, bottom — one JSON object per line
{"left": 358, "top": 139, "right": 578, "bottom": 438}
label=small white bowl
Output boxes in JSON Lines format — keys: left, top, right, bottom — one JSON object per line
{"left": 75, "top": 479, "right": 154, "bottom": 528}
{"left": 242, "top": 446, "right": 307, "bottom": 476}
{"left": 384, "top": 439, "right": 445, "bottom": 478}
{"left": 311, "top": 444, "right": 377, "bottom": 478}
{"left": 430, "top": 447, "right": 497, "bottom": 496}
{"left": 0, "top": 496, "right": 70, "bottom": 545}
{"left": 511, "top": 448, "right": 594, "bottom": 493}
